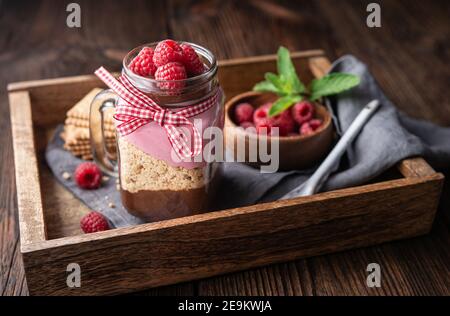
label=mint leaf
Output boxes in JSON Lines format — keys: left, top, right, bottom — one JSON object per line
{"left": 264, "top": 73, "right": 285, "bottom": 93}
{"left": 277, "top": 47, "right": 305, "bottom": 94}
{"left": 266, "top": 72, "right": 294, "bottom": 96}
{"left": 269, "top": 95, "right": 302, "bottom": 117}
{"left": 253, "top": 80, "right": 280, "bottom": 94}
{"left": 309, "top": 73, "right": 360, "bottom": 101}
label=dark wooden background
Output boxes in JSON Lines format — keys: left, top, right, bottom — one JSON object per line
{"left": 1, "top": 0, "right": 449, "bottom": 296}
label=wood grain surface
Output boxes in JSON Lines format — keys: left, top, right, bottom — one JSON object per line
{"left": 1, "top": 0, "right": 449, "bottom": 296}
{"left": 20, "top": 170, "right": 443, "bottom": 295}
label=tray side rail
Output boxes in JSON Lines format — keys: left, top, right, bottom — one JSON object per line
{"left": 9, "top": 91, "right": 47, "bottom": 246}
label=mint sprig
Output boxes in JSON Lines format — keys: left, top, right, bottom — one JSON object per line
{"left": 253, "top": 47, "right": 360, "bottom": 117}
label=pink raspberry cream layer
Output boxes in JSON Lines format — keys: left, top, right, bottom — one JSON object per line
{"left": 117, "top": 91, "right": 223, "bottom": 169}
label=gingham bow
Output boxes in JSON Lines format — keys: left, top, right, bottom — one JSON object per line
{"left": 95, "top": 67, "right": 217, "bottom": 158}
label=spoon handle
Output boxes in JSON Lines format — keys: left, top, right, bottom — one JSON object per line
{"left": 283, "top": 100, "right": 380, "bottom": 198}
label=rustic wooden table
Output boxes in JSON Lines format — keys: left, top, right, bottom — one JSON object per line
{"left": 1, "top": 0, "right": 449, "bottom": 296}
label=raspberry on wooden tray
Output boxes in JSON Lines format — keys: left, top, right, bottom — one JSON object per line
{"left": 80, "top": 211, "right": 110, "bottom": 233}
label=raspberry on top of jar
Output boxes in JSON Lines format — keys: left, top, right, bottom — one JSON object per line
{"left": 128, "top": 39, "right": 207, "bottom": 91}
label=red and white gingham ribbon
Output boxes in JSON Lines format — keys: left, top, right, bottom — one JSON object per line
{"left": 95, "top": 67, "right": 218, "bottom": 158}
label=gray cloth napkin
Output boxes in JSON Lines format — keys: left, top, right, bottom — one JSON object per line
{"left": 46, "top": 55, "right": 450, "bottom": 227}
{"left": 46, "top": 126, "right": 145, "bottom": 227}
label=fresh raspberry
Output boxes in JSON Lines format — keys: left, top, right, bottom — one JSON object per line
{"left": 128, "top": 47, "right": 157, "bottom": 77}
{"left": 153, "top": 39, "right": 184, "bottom": 68}
{"left": 309, "top": 119, "right": 323, "bottom": 131}
{"left": 181, "top": 43, "right": 205, "bottom": 76}
{"left": 268, "top": 109, "right": 296, "bottom": 136}
{"left": 253, "top": 103, "right": 295, "bottom": 136}
{"left": 253, "top": 103, "right": 271, "bottom": 125}
{"left": 300, "top": 122, "right": 314, "bottom": 135}
{"left": 291, "top": 101, "right": 315, "bottom": 125}
{"left": 155, "top": 62, "right": 187, "bottom": 90}
{"left": 74, "top": 162, "right": 102, "bottom": 189}
{"left": 234, "top": 103, "right": 254, "bottom": 124}
{"left": 80, "top": 211, "right": 110, "bottom": 233}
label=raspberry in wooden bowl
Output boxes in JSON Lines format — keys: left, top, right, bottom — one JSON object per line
{"left": 224, "top": 91, "right": 334, "bottom": 171}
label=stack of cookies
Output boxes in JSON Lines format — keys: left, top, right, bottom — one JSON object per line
{"left": 61, "top": 88, "right": 116, "bottom": 160}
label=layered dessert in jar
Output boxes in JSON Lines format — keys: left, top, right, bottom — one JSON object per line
{"left": 98, "top": 40, "right": 224, "bottom": 222}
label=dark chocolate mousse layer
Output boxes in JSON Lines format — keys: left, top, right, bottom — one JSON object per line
{"left": 121, "top": 187, "right": 209, "bottom": 222}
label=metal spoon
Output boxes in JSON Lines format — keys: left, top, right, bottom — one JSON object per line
{"left": 281, "top": 100, "right": 380, "bottom": 199}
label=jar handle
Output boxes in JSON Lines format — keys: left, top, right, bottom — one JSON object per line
{"left": 89, "top": 89, "right": 118, "bottom": 177}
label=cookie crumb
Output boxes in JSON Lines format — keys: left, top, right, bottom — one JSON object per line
{"left": 102, "top": 176, "right": 110, "bottom": 182}
{"left": 116, "top": 184, "right": 121, "bottom": 191}
{"left": 108, "top": 202, "right": 116, "bottom": 208}
{"left": 62, "top": 171, "right": 71, "bottom": 180}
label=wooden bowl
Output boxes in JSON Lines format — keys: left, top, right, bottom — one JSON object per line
{"left": 225, "top": 91, "right": 334, "bottom": 171}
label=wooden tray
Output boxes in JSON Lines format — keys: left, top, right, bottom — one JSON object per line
{"left": 8, "top": 50, "right": 444, "bottom": 296}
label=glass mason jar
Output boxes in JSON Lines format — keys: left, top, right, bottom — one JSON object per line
{"left": 90, "top": 42, "right": 224, "bottom": 222}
